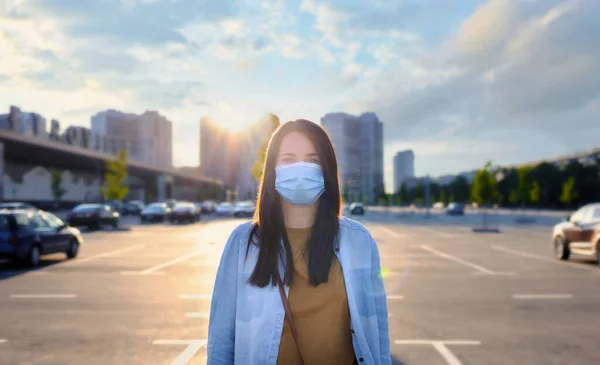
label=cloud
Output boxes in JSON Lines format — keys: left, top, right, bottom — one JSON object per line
{"left": 360, "top": 0, "right": 600, "bottom": 144}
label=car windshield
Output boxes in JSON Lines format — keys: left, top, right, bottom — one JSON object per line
{"left": 73, "top": 204, "right": 100, "bottom": 212}
{"left": 174, "top": 204, "right": 193, "bottom": 211}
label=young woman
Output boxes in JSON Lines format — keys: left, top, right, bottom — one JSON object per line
{"left": 207, "top": 119, "right": 391, "bottom": 365}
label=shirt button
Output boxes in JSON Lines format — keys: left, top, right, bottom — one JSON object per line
{"left": 335, "top": 247, "right": 339, "bottom": 252}
{"left": 359, "top": 358, "right": 364, "bottom": 362}
{"left": 351, "top": 329, "right": 355, "bottom": 334}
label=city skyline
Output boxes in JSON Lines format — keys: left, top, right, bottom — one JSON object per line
{"left": 2, "top": 0, "right": 599, "bottom": 192}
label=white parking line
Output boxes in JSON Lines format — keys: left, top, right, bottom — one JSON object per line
{"left": 512, "top": 294, "right": 573, "bottom": 300}
{"left": 378, "top": 227, "right": 402, "bottom": 238}
{"left": 0, "top": 339, "right": 7, "bottom": 343}
{"left": 421, "top": 245, "right": 496, "bottom": 275}
{"left": 141, "top": 250, "right": 204, "bottom": 275}
{"left": 10, "top": 294, "right": 76, "bottom": 299}
{"left": 179, "top": 294, "right": 211, "bottom": 300}
{"left": 491, "top": 245, "right": 600, "bottom": 272}
{"left": 395, "top": 340, "right": 481, "bottom": 365}
{"left": 74, "top": 244, "right": 145, "bottom": 264}
{"left": 185, "top": 312, "right": 210, "bottom": 318}
{"left": 421, "top": 227, "right": 454, "bottom": 238}
{"left": 153, "top": 339, "right": 207, "bottom": 365}
{"left": 387, "top": 295, "right": 403, "bottom": 300}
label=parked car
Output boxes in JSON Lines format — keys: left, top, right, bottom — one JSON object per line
{"left": 433, "top": 202, "right": 445, "bottom": 209}
{"left": 67, "top": 204, "right": 120, "bottom": 230}
{"left": 233, "top": 201, "right": 255, "bottom": 218}
{"left": 140, "top": 203, "right": 171, "bottom": 223}
{"left": 122, "top": 201, "right": 144, "bottom": 216}
{"left": 446, "top": 203, "right": 465, "bottom": 216}
{"left": 215, "top": 202, "right": 234, "bottom": 216}
{"left": 171, "top": 202, "right": 201, "bottom": 223}
{"left": 163, "top": 200, "right": 178, "bottom": 209}
{"left": 0, "top": 210, "right": 83, "bottom": 266}
{"left": 201, "top": 201, "right": 217, "bottom": 214}
{"left": 552, "top": 203, "right": 600, "bottom": 262}
{"left": 349, "top": 202, "right": 365, "bottom": 215}
{"left": 0, "top": 202, "right": 37, "bottom": 211}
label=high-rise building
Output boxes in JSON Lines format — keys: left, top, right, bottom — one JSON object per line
{"left": 321, "top": 112, "right": 384, "bottom": 204}
{"left": 393, "top": 150, "right": 415, "bottom": 193}
{"left": 91, "top": 110, "right": 173, "bottom": 168}
{"left": 199, "top": 117, "right": 239, "bottom": 191}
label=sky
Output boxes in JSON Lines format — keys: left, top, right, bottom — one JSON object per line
{"left": 1, "top": 0, "right": 599, "bottom": 192}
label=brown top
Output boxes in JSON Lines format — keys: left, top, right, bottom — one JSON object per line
{"left": 277, "top": 227, "right": 356, "bottom": 365}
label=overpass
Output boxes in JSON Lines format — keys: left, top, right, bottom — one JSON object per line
{"left": 0, "top": 129, "right": 224, "bottom": 205}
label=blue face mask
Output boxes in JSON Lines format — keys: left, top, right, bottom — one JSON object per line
{"left": 275, "top": 161, "right": 325, "bottom": 206}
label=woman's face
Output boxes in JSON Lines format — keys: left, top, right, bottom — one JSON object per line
{"left": 276, "top": 131, "right": 320, "bottom": 167}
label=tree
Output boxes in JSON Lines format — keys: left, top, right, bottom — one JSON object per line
{"left": 530, "top": 181, "right": 541, "bottom": 208}
{"left": 508, "top": 189, "right": 519, "bottom": 207}
{"left": 398, "top": 182, "right": 408, "bottom": 206}
{"left": 102, "top": 149, "right": 129, "bottom": 201}
{"left": 517, "top": 166, "right": 532, "bottom": 207}
{"left": 439, "top": 189, "right": 446, "bottom": 205}
{"left": 251, "top": 113, "right": 280, "bottom": 181}
{"left": 470, "top": 161, "right": 498, "bottom": 228}
{"left": 49, "top": 167, "right": 65, "bottom": 203}
{"left": 560, "top": 176, "right": 577, "bottom": 208}
{"left": 342, "top": 184, "right": 350, "bottom": 203}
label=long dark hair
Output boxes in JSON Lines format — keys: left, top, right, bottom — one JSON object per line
{"left": 247, "top": 119, "right": 342, "bottom": 287}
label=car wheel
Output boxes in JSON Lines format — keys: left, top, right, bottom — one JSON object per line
{"left": 553, "top": 236, "right": 570, "bottom": 260}
{"left": 66, "top": 239, "right": 79, "bottom": 259}
{"left": 27, "top": 244, "right": 41, "bottom": 267}
{"left": 112, "top": 219, "right": 119, "bottom": 229}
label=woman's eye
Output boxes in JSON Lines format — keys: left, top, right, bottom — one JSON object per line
{"left": 309, "top": 159, "right": 320, "bottom": 164}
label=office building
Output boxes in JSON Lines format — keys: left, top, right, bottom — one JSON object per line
{"left": 236, "top": 117, "right": 274, "bottom": 200}
{"left": 393, "top": 150, "right": 415, "bottom": 192}
{"left": 0, "top": 106, "right": 48, "bottom": 139}
{"left": 321, "top": 112, "right": 384, "bottom": 204}
{"left": 91, "top": 110, "right": 173, "bottom": 168}
{"left": 199, "top": 117, "right": 239, "bottom": 191}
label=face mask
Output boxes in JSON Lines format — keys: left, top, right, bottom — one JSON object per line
{"left": 275, "top": 161, "right": 325, "bottom": 206}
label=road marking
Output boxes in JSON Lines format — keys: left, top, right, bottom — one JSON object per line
{"left": 421, "top": 245, "right": 496, "bottom": 275}
{"left": 179, "top": 294, "right": 211, "bottom": 300}
{"left": 141, "top": 250, "right": 205, "bottom": 275}
{"left": 422, "top": 227, "right": 454, "bottom": 238}
{"left": 395, "top": 340, "right": 481, "bottom": 365}
{"left": 387, "top": 295, "right": 403, "bottom": 300}
{"left": 379, "top": 226, "right": 402, "bottom": 238}
{"left": 10, "top": 294, "right": 76, "bottom": 299}
{"left": 185, "top": 312, "right": 210, "bottom": 318}
{"left": 491, "top": 245, "right": 600, "bottom": 272}
{"left": 153, "top": 339, "right": 207, "bottom": 365}
{"left": 0, "top": 339, "right": 6, "bottom": 343}
{"left": 74, "top": 244, "right": 145, "bottom": 264}
{"left": 512, "top": 294, "right": 573, "bottom": 300}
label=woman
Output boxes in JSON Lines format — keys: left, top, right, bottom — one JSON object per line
{"left": 207, "top": 119, "right": 391, "bottom": 365}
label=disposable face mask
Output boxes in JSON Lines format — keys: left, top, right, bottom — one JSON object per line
{"left": 275, "top": 161, "right": 325, "bottom": 206}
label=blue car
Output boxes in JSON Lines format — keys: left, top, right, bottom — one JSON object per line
{"left": 0, "top": 210, "right": 84, "bottom": 267}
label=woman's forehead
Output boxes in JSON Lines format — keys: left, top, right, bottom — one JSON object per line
{"left": 279, "top": 131, "right": 316, "bottom": 154}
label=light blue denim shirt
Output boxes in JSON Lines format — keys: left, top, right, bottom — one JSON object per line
{"left": 207, "top": 217, "right": 391, "bottom": 365}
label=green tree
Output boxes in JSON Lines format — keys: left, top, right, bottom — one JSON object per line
{"left": 508, "top": 189, "right": 519, "bottom": 207}
{"left": 517, "top": 166, "right": 532, "bottom": 207}
{"left": 342, "top": 184, "right": 350, "bottom": 203}
{"left": 251, "top": 113, "right": 280, "bottom": 181}
{"left": 471, "top": 161, "right": 498, "bottom": 207}
{"left": 560, "top": 176, "right": 577, "bottom": 207}
{"left": 102, "top": 149, "right": 129, "bottom": 201}
{"left": 439, "top": 189, "right": 446, "bottom": 205}
{"left": 398, "top": 182, "right": 408, "bottom": 206}
{"left": 49, "top": 167, "right": 65, "bottom": 203}
{"left": 530, "top": 181, "right": 541, "bottom": 207}
{"left": 471, "top": 161, "right": 498, "bottom": 227}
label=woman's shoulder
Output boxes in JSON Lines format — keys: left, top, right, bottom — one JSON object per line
{"left": 229, "top": 221, "right": 255, "bottom": 242}
{"left": 339, "top": 216, "right": 372, "bottom": 239}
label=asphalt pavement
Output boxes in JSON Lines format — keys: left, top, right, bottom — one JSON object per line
{"left": 1, "top": 211, "right": 599, "bottom": 365}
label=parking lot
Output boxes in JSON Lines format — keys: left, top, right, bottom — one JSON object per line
{"left": 1, "top": 211, "right": 599, "bottom": 364}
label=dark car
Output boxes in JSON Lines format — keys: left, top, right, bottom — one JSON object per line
{"left": 67, "top": 204, "right": 120, "bottom": 230}
{"left": 0, "top": 202, "right": 37, "bottom": 211}
{"left": 140, "top": 203, "right": 171, "bottom": 223}
{"left": 122, "top": 201, "right": 144, "bottom": 216}
{"left": 349, "top": 203, "right": 365, "bottom": 215}
{"left": 446, "top": 203, "right": 465, "bottom": 216}
{"left": 552, "top": 203, "right": 600, "bottom": 262}
{"left": 0, "top": 210, "right": 83, "bottom": 266}
{"left": 171, "top": 203, "right": 200, "bottom": 224}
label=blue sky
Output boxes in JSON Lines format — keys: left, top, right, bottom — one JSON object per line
{"left": 1, "top": 0, "right": 599, "bottom": 192}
